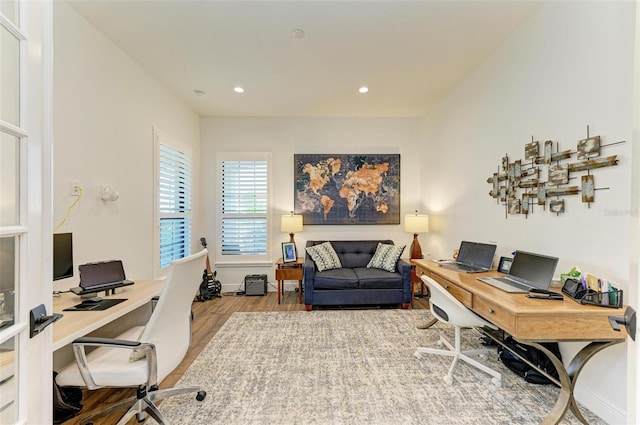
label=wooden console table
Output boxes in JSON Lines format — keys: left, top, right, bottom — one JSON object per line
{"left": 413, "top": 259, "right": 627, "bottom": 425}
{"left": 275, "top": 258, "right": 304, "bottom": 304}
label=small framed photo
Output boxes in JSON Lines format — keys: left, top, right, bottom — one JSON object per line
{"left": 282, "top": 242, "right": 297, "bottom": 263}
{"left": 498, "top": 256, "right": 513, "bottom": 274}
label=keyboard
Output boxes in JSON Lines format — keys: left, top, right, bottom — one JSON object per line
{"left": 441, "top": 262, "right": 489, "bottom": 273}
{"left": 478, "top": 276, "right": 532, "bottom": 293}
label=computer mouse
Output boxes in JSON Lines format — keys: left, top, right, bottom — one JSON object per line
{"left": 82, "top": 297, "right": 103, "bottom": 304}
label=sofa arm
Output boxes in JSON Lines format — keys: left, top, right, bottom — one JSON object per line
{"left": 397, "top": 259, "right": 412, "bottom": 303}
{"left": 303, "top": 258, "right": 316, "bottom": 305}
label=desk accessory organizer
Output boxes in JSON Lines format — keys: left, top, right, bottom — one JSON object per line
{"left": 562, "top": 278, "right": 623, "bottom": 308}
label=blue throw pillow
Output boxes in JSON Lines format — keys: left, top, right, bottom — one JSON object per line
{"left": 367, "top": 243, "right": 405, "bottom": 273}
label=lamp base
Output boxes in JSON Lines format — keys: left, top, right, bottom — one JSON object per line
{"left": 409, "top": 233, "right": 423, "bottom": 259}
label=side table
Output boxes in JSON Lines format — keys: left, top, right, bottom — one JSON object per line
{"left": 275, "top": 257, "right": 304, "bottom": 304}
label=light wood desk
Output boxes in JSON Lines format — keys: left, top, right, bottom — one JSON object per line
{"left": 52, "top": 280, "right": 164, "bottom": 352}
{"left": 413, "top": 259, "right": 627, "bottom": 425}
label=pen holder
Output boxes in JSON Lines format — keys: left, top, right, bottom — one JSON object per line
{"left": 562, "top": 278, "right": 623, "bottom": 308}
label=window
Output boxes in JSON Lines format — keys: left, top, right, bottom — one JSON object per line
{"left": 154, "top": 129, "right": 192, "bottom": 273}
{"left": 217, "top": 153, "right": 270, "bottom": 262}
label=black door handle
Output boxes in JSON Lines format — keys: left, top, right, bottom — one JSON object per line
{"left": 608, "top": 306, "right": 636, "bottom": 341}
{"left": 30, "top": 304, "right": 63, "bottom": 338}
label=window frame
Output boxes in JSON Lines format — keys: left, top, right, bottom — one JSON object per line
{"left": 215, "top": 152, "right": 271, "bottom": 266}
{"left": 153, "top": 127, "right": 192, "bottom": 277}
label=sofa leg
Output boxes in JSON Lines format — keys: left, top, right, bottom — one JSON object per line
{"left": 305, "top": 305, "right": 313, "bottom": 311}
{"left": 402, "top": 303, "right": 410, "bottom": 309}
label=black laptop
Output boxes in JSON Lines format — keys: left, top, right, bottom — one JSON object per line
{"left": 439, "top": 241, "right": 496, "bottom": 273}
{"left": 477, "top": 250, "right": 559, "bottom": 293}
{"left": 70, "top": 260, "right": 134, "bottom": 295}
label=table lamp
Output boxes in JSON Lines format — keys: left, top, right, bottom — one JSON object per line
{"left": 404, "top": 211, "right": 429, "bottom": 259}
{"left": 281, "top": 211, "right": 304, "bottom": 244}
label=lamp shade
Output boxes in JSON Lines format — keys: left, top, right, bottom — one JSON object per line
{"left": 404, "top": 214, "right": 429, "bottom": 234}
{"left": 281, "top": 214, "right": 304, "bottom": 233}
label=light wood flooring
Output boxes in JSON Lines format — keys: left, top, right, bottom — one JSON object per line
{"left": 60, "top": 290, "right": 430, "bottom": 424}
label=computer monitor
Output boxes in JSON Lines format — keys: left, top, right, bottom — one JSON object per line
{"left": 53, "top": 233, "right": 74, "bottom": 281}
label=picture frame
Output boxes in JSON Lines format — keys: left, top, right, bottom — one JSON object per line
{"left": 282, "top": 242, "right": 297, "bottom": 263}
{"left": 498, "top": 256, "right": 513, "bottom": 274}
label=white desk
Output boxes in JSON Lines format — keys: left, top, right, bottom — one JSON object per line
{"left": 52, "top": 280, "right": 164, "bottom": 352}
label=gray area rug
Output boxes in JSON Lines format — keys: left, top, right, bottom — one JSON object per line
{"left": 155, "top": 310, "right": 605, "bottom": 424}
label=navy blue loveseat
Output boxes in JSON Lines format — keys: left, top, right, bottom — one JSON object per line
{"left": 303, "top": 240, "right": 412, "bottom": 311}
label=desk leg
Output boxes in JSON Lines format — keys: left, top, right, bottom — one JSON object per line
{"left": 528, "top": 340, "right": 622, "bottom": 425}
{"left": 416, "top": 317, "right": 438, "bottom": 330}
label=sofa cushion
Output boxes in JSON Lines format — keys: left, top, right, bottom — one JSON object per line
{"left": 367, "top": 243, "right": 405, "bottom": 272}
{"left": 313, "top": 268, "right": 359, "bottom": 289}
{"left": 353, "top": 267, "right": 404, "bottom": 289}
{"left": 306, "top": 242, "right": 342, "bottom": 272}
{"left": 330, "top": 241, "right": 381, "bottom": 268}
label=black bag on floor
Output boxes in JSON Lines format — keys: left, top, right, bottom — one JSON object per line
{"left": 53, "top": 371, "right": 83, "bottom": 424}
{"left": 498, "top": 336, "right": 562, "bottom": 386}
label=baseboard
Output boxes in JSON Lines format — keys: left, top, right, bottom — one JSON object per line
{"left": 221, "top": 283, "right": 274, "bottom": 294}
{"left": 575, "top": 385, "right": 626, "bottom": 424}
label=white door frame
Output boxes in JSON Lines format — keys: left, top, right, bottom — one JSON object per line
{"left": 0, "top": 1, "right": 54, "bottom": 423}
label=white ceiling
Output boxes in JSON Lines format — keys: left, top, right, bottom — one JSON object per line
{"left": 66, "top": 0, "right": 543, "bottom": 117}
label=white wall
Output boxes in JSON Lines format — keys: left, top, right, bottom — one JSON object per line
{"left": 628, "top": 2, "right": 640, "bottom": 423}
{"left": 200, "top": 117, "right": 422, "bottom": 290}
{"left": 53, "top": 2, "right": 201, "bottom": 289}
{"left": 420, "top": 1, "right": 635, "bottom": 423}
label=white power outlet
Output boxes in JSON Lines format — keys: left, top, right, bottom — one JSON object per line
{"left": 69, "top": 181, "right": 81, "bottom": 196}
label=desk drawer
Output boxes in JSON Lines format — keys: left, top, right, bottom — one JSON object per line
{"left": 423, "top": 272, "right": 473, "bottom": 309}
{"left": 474, "top": 297, "right": 515, "bottom": 332}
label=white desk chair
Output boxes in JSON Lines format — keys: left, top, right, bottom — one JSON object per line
{"left": 56, "top": 249, "right": 209, "bottom": 425}
{"left": 415, "top": 274, "right": 502, "bottom": 387}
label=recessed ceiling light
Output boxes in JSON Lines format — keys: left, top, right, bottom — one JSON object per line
{"left": 234, "top": 86, "right": 245, "bottom": 94}
{"left": 291, "top": 28, "right": 305, "bottom": 39}
{"left": 358, "top": 86, "right": 369, "bottom": 94}
{"left": 193, "top": 89, "right": 206, "bottom": 96}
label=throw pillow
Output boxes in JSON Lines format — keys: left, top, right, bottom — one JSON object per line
{"left": 367, "top": 243, "right": 405, "bottom": 272}
{"left": 306, "top": 242, "right": 342, "bottom": 272}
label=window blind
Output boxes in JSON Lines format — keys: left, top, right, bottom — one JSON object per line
{"left": 221, "top": 160, "right": 268, "bottom": 256}
{"left": 158, "top": 143, "right": 192, "bottom": 268}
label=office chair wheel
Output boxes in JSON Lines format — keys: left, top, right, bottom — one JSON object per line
{"left": 196, "top": 390, "right": 207, "bottom": 401}
{"left": 442, "top": 374, "right": 453, "bottom": 386}
{"left": 414, "top": 351, "right": 422, "bottom": 360}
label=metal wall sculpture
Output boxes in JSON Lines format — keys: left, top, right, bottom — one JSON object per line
{"left": 487, "top": 126, "right": 624, "bottom": 218}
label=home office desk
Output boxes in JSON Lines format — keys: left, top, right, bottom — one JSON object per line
{"left": 413, "top": 259, "right": 627, "bottom": 425}
{"left": 52, "top": 279, "right": 164, "bottom": 352}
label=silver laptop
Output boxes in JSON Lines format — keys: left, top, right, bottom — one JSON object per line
{"left": 478, "top": 250, "right": 559, "bottom": 293}
{"left": 440, "top": 241, "right": 496, "bottom": 273}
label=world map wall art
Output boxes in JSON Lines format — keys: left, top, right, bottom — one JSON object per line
{"left": 294, "top": 154, "right": 400, "bottom": 225}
